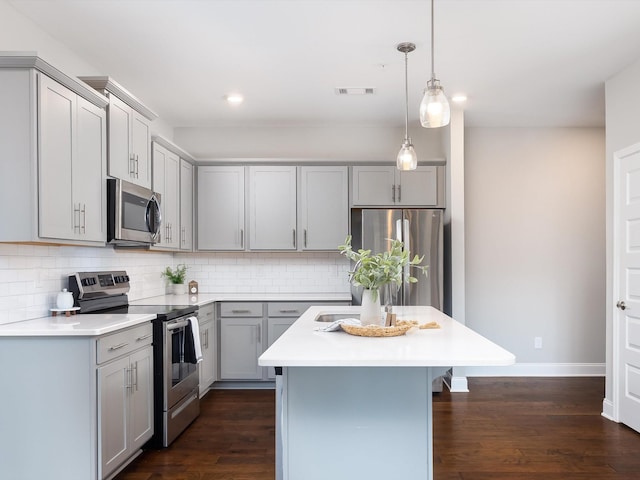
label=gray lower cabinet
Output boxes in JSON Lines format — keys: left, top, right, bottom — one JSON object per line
{"left": 97, "top": 322, "right": 154, "bottom": 479}
{"left": 0, "top": 321, "right": 153, "bottom": 480}
{"left": 217, "top": 300, "right": 350, "bottom": 382}
{"left": 198, "top": 302, "right": 217, "bottom": 395}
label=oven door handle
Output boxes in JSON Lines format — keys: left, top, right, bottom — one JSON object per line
{"left": 167, "top": 319, "right": 190, "bottom": 331}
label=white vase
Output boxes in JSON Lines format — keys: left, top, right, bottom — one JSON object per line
{"left": 360, "top": 288, "right": 382, "bottom": 326}
{"left": 171, "top": 283, "right": 187, "bottom": 295}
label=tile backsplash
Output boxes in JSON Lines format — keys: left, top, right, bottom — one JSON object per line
{"left": 0, "top": 244, "right": 351, "bottom": 325}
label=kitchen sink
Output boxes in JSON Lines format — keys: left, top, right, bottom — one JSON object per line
{"left": 314, "top": 313, "right": 360, "bottom": 323}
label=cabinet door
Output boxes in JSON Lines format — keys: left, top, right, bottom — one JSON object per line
{"left": 198, "top": 166, "right": 245, "bottom": 250}
{"left": 75, "top": 96, "right": 106, "bottom": 242}
{"left": 266, "top": 317, "right": 296, "bottom": 379}
{"left": 397, "top": 166, "right": 439, "bottom": 206}
{"left": 131, "top": 111, "right": 152, "bottom": 189}
{"left": 249, "top": 166, "right": 297, "bottom": 250}
{"left": 164, "top": 150, "right": 180, "bottom": 248}
{"left": 220, "top": 318, "right": 263, "bottom": 380}
{"left": 299, "top": 166, "right": 348, "bottom": 250}
{"left": 199, "top": 319, "right": 216, "bottom": 395}
{"left": 351, "top": 166, "right": 396, "bottom": 206}
{"left": 107, "top": 95, "right": 133, "bottom": 182}
{"left": 38, "top": 74, "right": 75, "bottom": 240}
{"left": 180, "top": 160, "right": 194, "bottom": 250}
{"left": 98, "top": 356, "right": 129, "bottom": 478}
{"left": 129, "top": 347, "right": 154, "bottom": 452}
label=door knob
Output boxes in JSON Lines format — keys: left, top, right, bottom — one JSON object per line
{"left": 617, "top": 301, "right": 627, "bottom": 311}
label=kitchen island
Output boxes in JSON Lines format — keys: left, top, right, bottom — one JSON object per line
{"left": 259, "top": 305, "right": 515, "bottom": 480}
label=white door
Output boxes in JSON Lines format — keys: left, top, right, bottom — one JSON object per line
{"left": 249, "top": 166, "right": 297, "bottom": 250}
{"left": 38, "top": 74, "right": 74, "bottom": 240}
{"left": 299, "top": 166, "right": 349, "bottom": 250}
{"left": 129, "top": 347, "right": 154, "bottom": 451}
{"left": 198, "top": 166, "right": 246, "bottom": 250}
{"left": 75, "top": 96, "right": 106, "bottom": 242}
{"left": 180, "top": 160, "right": 194, "bottom": 250}
{"left": 615, "top": 143, "right": 640, "bottom": 433}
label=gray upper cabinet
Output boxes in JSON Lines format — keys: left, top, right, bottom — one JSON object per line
{"left": 79, "top": 76, "right": 157, "bottom": 190}
{"left": 0, "top": 55, "right": 108, "bottom": 245}
{"left": 180, "top": 159, "right": 194, "bottom": 250}
{"left": 248, "top": 166, "right": 297, "bottom": 250}
{"left": 351, "top": 165, "right": 444, "bottom": 207}
{"left": 298, "top": 166, "right": 349, "bottom": 250}
{"left": 152, "top": 142, "right": 180, "bottom": 249}
{"left": 197, "top": 166, "right": 246, "bottom": 250}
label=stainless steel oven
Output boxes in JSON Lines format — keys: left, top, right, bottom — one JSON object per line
{"left": 158, "top": 314, "right": 200, "bottom": 447}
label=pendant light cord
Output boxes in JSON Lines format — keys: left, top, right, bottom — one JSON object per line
{"left": 430, "top": 0, "right": 435, "bottom": 81}
{"left": 404, "top": 50, "right": 409, "bottom": 140}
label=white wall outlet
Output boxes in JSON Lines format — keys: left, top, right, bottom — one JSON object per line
{"left": 534, "top": 337, "right": 543, "bottom": 349}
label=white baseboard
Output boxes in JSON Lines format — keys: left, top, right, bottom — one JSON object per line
{"left": 462, "top": 362, "right": 605, "bottom": 377}
{"left": 601, "top": 398, "right": 616, "bottom": 422}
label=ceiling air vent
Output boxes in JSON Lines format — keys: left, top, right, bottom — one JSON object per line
{"left": 335, "top": 87, "right": 376, "bottom": 96}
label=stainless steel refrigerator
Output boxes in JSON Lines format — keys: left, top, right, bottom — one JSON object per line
{"left": 350, "top": 208, "right": 443, "bottom": 310}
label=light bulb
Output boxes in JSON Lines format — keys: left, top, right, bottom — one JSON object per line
{"left": 397, "top": 140, "right": 417, "bottom": 171}
{"left": 419, "top": 82, "right": 450, "bottom": 128}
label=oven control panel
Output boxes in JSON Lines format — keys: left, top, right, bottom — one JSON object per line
{"left": 69, "top": 270, "right": 131, "bottom": 299}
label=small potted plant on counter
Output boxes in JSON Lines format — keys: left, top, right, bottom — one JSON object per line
{"left": 161, "top": 264, "right": 188, "bottom": 295}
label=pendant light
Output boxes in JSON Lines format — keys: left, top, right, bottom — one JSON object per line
{"left": 397, "top": 42, "right": 418, "bottom": 171}
{"left": 419, "top": 0, "right": 450, "bottom": 128}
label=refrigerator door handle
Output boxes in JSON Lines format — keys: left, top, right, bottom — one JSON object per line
{"left": 403, "top": 217, "right": 411, "bottom": 297}
{"left": 395, "top": 218, "right": 403, "bottom": 243}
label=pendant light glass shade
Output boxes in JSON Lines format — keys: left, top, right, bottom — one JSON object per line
{"left": 397, "top": 42, "right": 417, "bottom": 171}
{"left": 397, "top": 139, "right": 418, "bottom": 170}
{"left": 420, "top": 79, "right": 450, "bottom": 128}
{"left": 420, "top": 0, "right": 450, "bottom": 128}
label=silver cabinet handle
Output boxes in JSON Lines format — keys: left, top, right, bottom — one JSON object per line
{"left": 73, "top": 203, "right": 81, "bottom": 233}
{"left": 132, "top": 361, "right": 139, "bottom": 391}
{"left": 135, "top": 154, "right": 140, "bottom": 178}
{"left": 231, "top": 309, "right": 251, "bottom": 314}
{"left": 256, "top": 324, "right": 261, "bottom": 343}
{"left": 397, "top": 185, "right": 401, "bottom": 203}
{"left": 125, "top": 367, "right": 132, "bottom": 391}
{"left": 279, "top": 309, "right": 299, "bottom": 314}
{"left": 136, "top": 333, "right": 153, "bottom": 342}
{"left": 293, "top": 229, "right": 296, "bottom": 248}
{"left": 304, "top": 229, "right": 307, "bottom": 248}
{"left": 130, "top": 154, "right": 136, "bottom": 177}
{"left": 108, "top": 342, "right": 128, "bottom": 351}
{"left": 181, "top": 227, "right": 186, "bottom": 245}
{"left": 240, "top": 229, "right": 244, "bottom": 249}
{"left": 81, "top": 203, "right": 86, "bottom": 233}
{"left": 392, "top": 184, "right": 396, "bottom": 202}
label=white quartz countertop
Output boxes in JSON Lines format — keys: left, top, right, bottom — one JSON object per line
{"left": 0, "top": 313, "right": 156, "bottom": 337}
{"left": 258, "top": 306, "right": 516, "bottom": 367}
{"left": 130, "top": 292, "right": 352, "bottom": 306}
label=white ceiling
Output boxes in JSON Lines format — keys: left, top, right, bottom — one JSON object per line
{"left": 8, "top": 0, "right": 640, "bottom": 129}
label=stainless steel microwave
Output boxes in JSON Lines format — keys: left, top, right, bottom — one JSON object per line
{"left": 107, "top": 178, "right": 162, "bottom": 246}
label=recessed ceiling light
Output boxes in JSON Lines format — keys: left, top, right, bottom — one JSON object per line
{"left": 451, "top": 94, "right": 467, "bottom": 103}
{"left": 224, "top": 94, "right": 244, "bottom": 105}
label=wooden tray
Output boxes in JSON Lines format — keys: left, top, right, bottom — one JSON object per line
{"left": 341, "top": 323, "right": 413, "bottom": 337}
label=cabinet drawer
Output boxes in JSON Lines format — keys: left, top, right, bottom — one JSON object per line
{"left": 218, "top": 302, "right": 263, "bottom": 317}
{"left": 199, "top": 302, "right": 215, "bottom": 325}
{"left": 267, "top": 302, "right": 314, "bottom": 318}
{"left": 97, "top": 322, "right": 153, "bottom": 365}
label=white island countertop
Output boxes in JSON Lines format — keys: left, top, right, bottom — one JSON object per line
{"left": 259, "top": 305, "right": 515, "bottom": 367}
{"left": 0, "top": 313, "right": 156, "bottom": 337}
{"left": 130, "top": 292, "right": 352, "bottom": 306}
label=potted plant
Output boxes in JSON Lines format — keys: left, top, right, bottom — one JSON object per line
{"left": 161, "top": 264, "right": 188, "bottom": 295}
{"left": 339, "top": 236, "right": 427, "bottom": 325}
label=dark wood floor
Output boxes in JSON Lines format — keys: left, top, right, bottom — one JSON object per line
{"left": 115, "top": 377, "right": 640, "bottom": 480}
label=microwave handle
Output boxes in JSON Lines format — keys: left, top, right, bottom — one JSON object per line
{"left": 146, "top": 194, "right": 162, "bottom": 240}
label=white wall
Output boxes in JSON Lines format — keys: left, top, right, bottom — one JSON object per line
{"left": 603, "top": 57, "right": 640, "bottom": 413}
{"left": 0, "top": 0, "right": 174, "bottom": 139}
{"left": 174, "top": 124, "right": 444, "bottom": 161}
{"left": 465, "top": 127, "right": 605, "bottom": 373}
